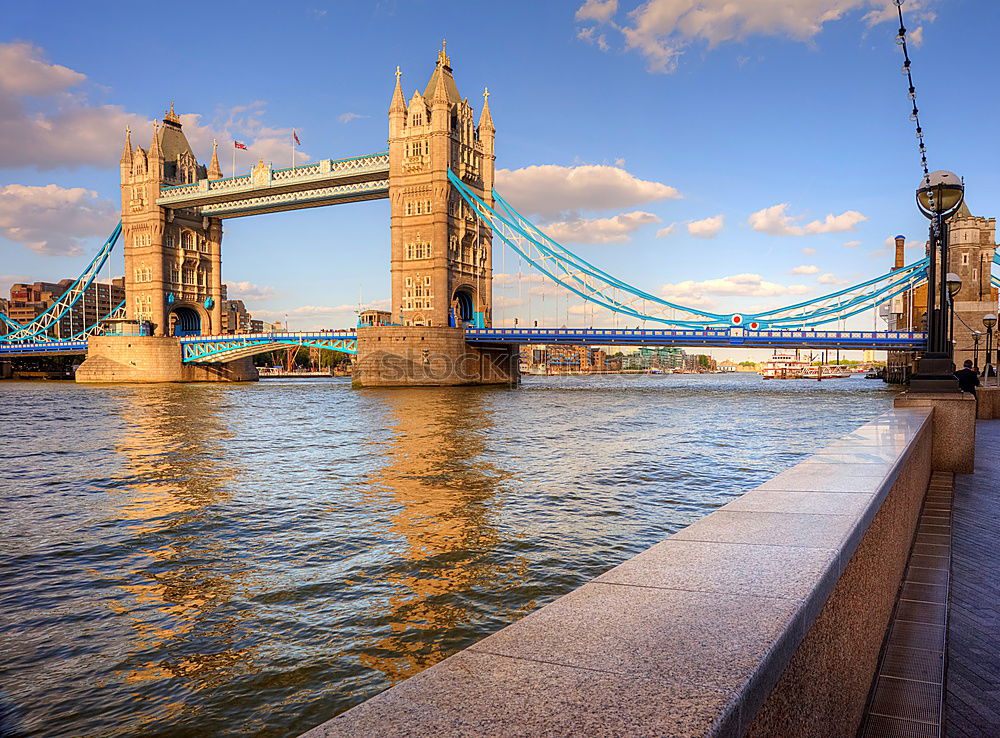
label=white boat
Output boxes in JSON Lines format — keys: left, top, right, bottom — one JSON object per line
{"left": 803, "top": 364, "right": 853, "bottom": 380}
{"left": 759, "top": 351, "right": 811, "bottom": 379}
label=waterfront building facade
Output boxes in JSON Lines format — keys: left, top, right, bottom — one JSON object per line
{"left": 8, "top": 278, "right": 125, "bottom": 338}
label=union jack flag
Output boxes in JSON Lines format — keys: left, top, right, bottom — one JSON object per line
{"left": 293, "top": 130, "right": 301, "bottom": 146}
{"left": 234, "top": 140, "right": 247, "bottom": 150}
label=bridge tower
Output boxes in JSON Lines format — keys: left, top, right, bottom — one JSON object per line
{"left": 354, "top": 43, "right": 516, "bottom": 387}
{"left": 388, "top": 42, "right": 494, "bottom": 328}
{"left": 948, "top": 203, "right": 998, "bottom": 365}
{"left": 119, "top": 104, "right": 224, "bottom": 337}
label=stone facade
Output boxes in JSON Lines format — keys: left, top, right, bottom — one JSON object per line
{"left": 948, "top": 206, "right": 998, "bottom": 366}
{"left": 388, "top": 43, "right": 495, "bottom": 329}
{"left": 353, "top": 326, "right": 518, "bottom": 387}
{"left": 120, "top": 105, "right": 224, "bottom": 337}
{"left": 76, "top": 336, "right": 257, "bottom": 383}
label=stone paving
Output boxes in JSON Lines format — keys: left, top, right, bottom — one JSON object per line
{"left": 860, "top": 420, "right": 1000, "bottom": 738}
{"left": 946, "top": 421, "right": 1000, "bottom": 737}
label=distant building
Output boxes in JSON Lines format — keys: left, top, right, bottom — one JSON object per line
{"left": 683, "top": 353, "right": 716, "bottom": 372}
{"left": 639, "top": 346, "right": 684, "bottom": 370}
{"left": 519, "top": 344, "right": 620, "bottom": 373}
{"left": 718, "top": 360, "right": 738, "bottom": 372}
{"left": 7, "top": 278, "right": 125, "bottom": 338}
{"left": 221, "top": 299, "right": 253, "bottom": 334}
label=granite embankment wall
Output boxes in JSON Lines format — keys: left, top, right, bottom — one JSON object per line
{"left": 303, "top": 407, "right": 934, "bottom": 737}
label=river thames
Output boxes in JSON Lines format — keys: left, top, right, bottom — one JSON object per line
{"left": 0, "top": 374, "right": 897, "bottom": 737}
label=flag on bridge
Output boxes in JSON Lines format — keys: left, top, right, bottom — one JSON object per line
{"left": 293, "top": 130, "right": 301, "bottom": 146}
{"left": 234, "top": 140, "right": 247, "bottom": 150}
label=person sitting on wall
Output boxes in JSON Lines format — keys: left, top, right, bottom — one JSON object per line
{"left": 955, "top": 359, "right": 980, "bottom": 395}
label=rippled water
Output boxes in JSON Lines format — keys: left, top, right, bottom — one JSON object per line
{"left": 0, "top": 373, "right": 897, "bottom": 737}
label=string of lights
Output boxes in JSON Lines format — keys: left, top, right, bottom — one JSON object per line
{"left": 894, "top": 0, "right": 937, "bottom": 223}
{"left": 895, "top": 0, "right": 928, "bottom": 178}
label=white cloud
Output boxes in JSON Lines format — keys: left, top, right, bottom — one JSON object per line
{"left": 0, "top": 41, "right": 85, "bottom": 95}
{"left": 748, "top": 203, "right": 867, "bottom": 236}
{"left": 909, "top": 25, "right": 924, "bottom": 46}
{"left": 844, "top": 240, "right": 861, "bottom": 248}
{"left": 0, "top": 42, "right": 308, "bottom": 172}
{"left": 576, "top": 0, "right": 618, "bottom": 23}
{"left": 659, "top": 273, "right": 810, "bottom": 303}
{"left": 802, "top": 247, "right": 817, "bottom": 255}
{"left": 226, "top": 281, "right": 276, "bottom": 301}
{"left": 541, "top": 211, "right": 661, "bottom": 244}
{"left": 817, "top": 273, "right": 850, "bottom": 285}
{"left": 578, "top": 27, "right": 612, "bottom": 51}
{"left": 584, "top": 0, "right": 937, "bottom": 73}
{"left": 0, "top": 184, "right": 117, "bottom": 256}
{"left": 790, "top": 265, "right": 820, "bottom": 274}
{"left": 338, "top": 112, "right": 365, "bottom": 123}
{"left": 495, "top": 164, "right": 681, "bottom": 220}
{"left": 656, "top": 223, "right": 677, "bottom": 238}
{"left": 687, "top": 214, "right": 724, "bottom": 238}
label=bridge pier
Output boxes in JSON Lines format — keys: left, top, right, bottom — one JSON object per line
{"left": 353, "top": 326, "right": 518, "bottom": 388}
{"left": 75, "top": 336, "right": 258, "bottom": 383}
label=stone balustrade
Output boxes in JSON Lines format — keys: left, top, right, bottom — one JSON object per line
{"left": 302, "top": 407, "right": 934, "bottom": 737}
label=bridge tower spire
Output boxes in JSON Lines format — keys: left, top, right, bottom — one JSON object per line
{"left": 119, "top": 106, "right": 223, "bottom": 337}
{"left": 387, "top": 43, "right": 494, "bottom": 328}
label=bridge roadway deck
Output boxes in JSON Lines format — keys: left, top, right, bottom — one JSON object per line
{"left": 946, "top": 420, "right": 1000, "bottom": 735}
{"left": 0, "top": 327, "right": 927, "bottom": 360}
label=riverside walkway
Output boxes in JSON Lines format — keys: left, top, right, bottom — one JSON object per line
{"left": 860, "top": 419, "right": 1000, "bottom": 737}
{"left": 947, "top": 422, "right": 1000, "bottom": 736}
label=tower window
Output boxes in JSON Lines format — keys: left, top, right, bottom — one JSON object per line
{"left": 962, "top": 253, "right": 969, "bottom": 265}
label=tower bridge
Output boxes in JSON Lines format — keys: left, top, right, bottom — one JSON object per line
{"left": 1, "top": 42, "right": 995, "bottom": 385}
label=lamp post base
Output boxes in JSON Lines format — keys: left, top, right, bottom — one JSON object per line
{"left": 908, "top": 353, "right": 960, "bottom": 393}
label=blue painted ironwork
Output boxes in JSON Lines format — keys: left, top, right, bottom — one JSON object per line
{"left": 180, "top": 332, "right": 358, "bottom": 363}
{"left": 0, "top": 340, "right": 89, "bottom": 356}
{"left": 449, "top": 170, "right": 928, "bottom": 330}
{"left": 1, "top": 222, "right": 122, "bottom": 342}
{"left": 466, "top": 327, "right": 928, "bottom": 351}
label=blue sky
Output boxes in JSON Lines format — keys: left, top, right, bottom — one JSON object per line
{"left": 2, "top": 0, "right": 997, "bottom": 345}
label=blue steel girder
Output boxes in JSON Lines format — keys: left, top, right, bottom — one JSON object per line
{"left": 466, "top": 327, "right": 928, "bottom": 351}
{"left": 181, "top": 332, "right": 357, "bottom": 363}
{"left": 0, "top": 340, "right": 89, "bottom": 357}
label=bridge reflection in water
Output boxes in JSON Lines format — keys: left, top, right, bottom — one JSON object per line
{"left": 0, "top": 375, "right": 904, "bottom": 737}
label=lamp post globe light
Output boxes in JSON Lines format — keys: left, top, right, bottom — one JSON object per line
{"left": 909, "top": 170, "right": 965, "bottom": 392}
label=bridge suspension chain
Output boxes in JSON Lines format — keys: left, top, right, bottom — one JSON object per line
{"left": 1, "top": 222, "right": 122, "bottom": 342}
{"left": 450, "top": 171, "right": 928, "bottom": 329}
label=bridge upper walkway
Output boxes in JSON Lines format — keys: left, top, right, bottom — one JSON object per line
{"left": 155, "top": 152, "right": 389, "bottom": 218}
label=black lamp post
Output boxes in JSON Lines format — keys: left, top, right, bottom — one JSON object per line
{"left": 910, "top": 170, "right": 965, "bottom": 392}
{"left": 984, "top": 314, "right": 996, "bottom": 384}
{"left": 946, "top": 272, "right": 962, "bottom": 355}
{"left": 972, "top": 330, "right": 982, "bottom": 373}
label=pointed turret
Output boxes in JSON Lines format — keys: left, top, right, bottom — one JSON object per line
{"left": 478, "top": 87, "right": 495, "bottom": 133}
{"left": 389, "top": 66, "right": 407, "bottom": 139}
{"left": 390, "top": 66, "right": 406, "bottom": 114}
{"left": 147, "top": 121, "right": 164, "bottom": 180}
{"left": 208, "top": 138, "right": 223, "bottom": 179}
{"left": 120, "top": 126, "right": 133, "bottom": 164}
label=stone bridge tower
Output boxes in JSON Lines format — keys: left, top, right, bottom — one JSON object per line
{"left": 119, "top": 104, "right": 224, "bottom": 336}
{"left": 948, "top": 203, "right": 998, "bottom": 364}
{"left": 388, "top": 42, "right": 495, "bottom": 328}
